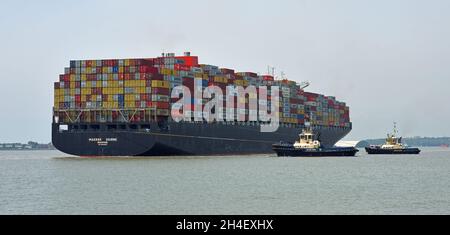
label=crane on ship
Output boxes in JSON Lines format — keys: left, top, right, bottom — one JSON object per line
{"left": 267, "top": 66, "right": 311, "bottom": 90}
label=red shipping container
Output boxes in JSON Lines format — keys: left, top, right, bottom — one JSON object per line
{"left": 290, "top": 98, "right": 300, "bottom": 104}
{"left": 307, "top": 97, "right": 316, "bottom": 102}
{"left": 151, "top": 74, "right": 164, "bottom": 81}
{"left": 139, "top": 66, "right": 147, "bottom": 73}
{"left": 304, "top": 92, "right": 319, "bottom": 98}
{"left": 135, "top": 101, "right": 141, "bottom": 108}
{"left": 220, "top": 68, "right": 235, "bottom": 75}
{"left": 262, "top": 75, "right": 274, "bottom": 81}
{"left": 152, "top": 88, "right": 170, "bottom": 95}
{"left": 141, "top": 94, "right": 149, "bottom": 101}
{"left": 175, "top": 64, "right": 192, "bottom": 71}
{"left": 150, "top": 102, "right": 170, "bottom": 109}
{"left": 148, "top": 67, "right": 159, "bottom": 74}
{"left": 175, "top": 56, "right": 199, "bottom": 66}
{"left": 144, "top": 59, "right": 155, "bottom": 66}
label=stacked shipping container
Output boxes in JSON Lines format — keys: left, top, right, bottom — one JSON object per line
{"left": 54, "top": 53, "right": 351, "bottom": 128}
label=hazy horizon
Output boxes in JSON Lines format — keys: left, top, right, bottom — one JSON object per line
{"left": 1, "top": 0, "right": 449, "bottom": 143}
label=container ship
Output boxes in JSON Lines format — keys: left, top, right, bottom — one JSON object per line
{"left": 52, "top": 52, "right": 352, "bottom": 156}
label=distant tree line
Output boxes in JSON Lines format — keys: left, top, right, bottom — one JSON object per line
{"left": 0, "top": 141, "right": 54, "bottom": 150}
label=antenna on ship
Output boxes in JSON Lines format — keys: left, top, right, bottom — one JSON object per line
{"left": 267, "top": 66, "right": 276, "bottom": 77}
{"left": 393, "top": 122, "right": 398, "bottom": 137}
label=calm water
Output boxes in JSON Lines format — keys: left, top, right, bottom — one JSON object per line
{"left": 0, "top": 148, "right": 449, "bottom": 215}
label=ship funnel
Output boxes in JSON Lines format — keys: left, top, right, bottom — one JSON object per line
{"left": 184, "top": 52, "right": 191, "bottom": 56}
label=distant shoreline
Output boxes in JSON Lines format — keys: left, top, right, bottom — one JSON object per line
{"left": 0, "top": 142, "right": 55, "bottom": 151}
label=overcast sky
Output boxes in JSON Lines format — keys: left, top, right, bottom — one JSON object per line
{"left": 1, "top": 0, "right": 449, "bottom": 143}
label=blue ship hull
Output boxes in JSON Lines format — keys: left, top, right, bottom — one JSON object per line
{"left": 52, "top": 122, "right": 352, "bottom": 157}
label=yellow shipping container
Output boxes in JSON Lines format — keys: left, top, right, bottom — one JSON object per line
{"left": 152, "top": 80, "right": 170, "bottom": 89}
{"left": 160, "top": 68, "right": 171, "bottom": 75}
{"left": 81, "top": 95, "right": 87, "bottom": 102}
{"left": 81, "top": 74, "right": 87, "bottom": 81}
{"left": 125, "top": 59, "right": 130, "bottom": 66}
{"left": 70, "top": 89, "right": 76, "bottom": 96}
{"left": 125, "top": 101, "right": 135, "bottom": 108}
{"left": 234, "top": 80, "right": 244, "bottom": 86}
{"left": 81, "top": 88, "right": 91, "bottom": 95}
{"left": 119, "top": 66, "right": 124, "bottom": 73}
{"left": 125, "top": 94, "right": 135, "bottom": 102}
{"left": 70, "top": 74, "right": 75, "bottom": 81}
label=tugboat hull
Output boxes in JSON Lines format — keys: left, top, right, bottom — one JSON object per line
{"left": 365, "top": 147, "right": 421, "bottom": 155}
{"left": 273, "top": 143, "right": 359, "bottom": 157}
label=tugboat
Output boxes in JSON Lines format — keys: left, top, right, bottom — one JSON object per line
{"left": 272, "top": 126, "right": 359, "bottom": 157}
{"left": 365, "top": 123, "right": 421, "bottom": 155}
